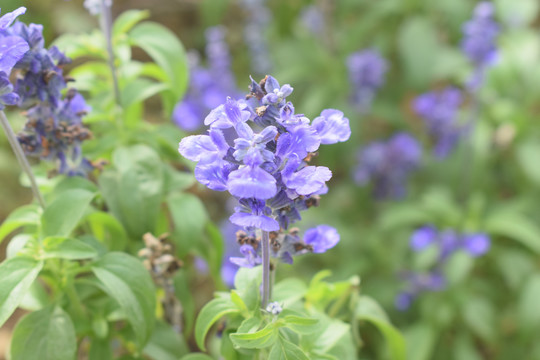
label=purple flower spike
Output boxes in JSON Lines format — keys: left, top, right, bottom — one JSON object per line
{"left": 463, "top": 233, "right": 491, "bottom": 257}
{"left": 304, "top": 225, "right": 340, "bottom": 253}
{"left": 346, "top": 49, "right": 388, "bottom": 112}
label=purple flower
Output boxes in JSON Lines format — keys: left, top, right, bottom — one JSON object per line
{"left": 0, "top": 71, "right": 19, "bottom": 110}
{"left": 396, "top": 272, "right": 446, "bottom": 311}
{"left": 303, "top": 225, "right": 340, "bottom": 253}
{"left": 0, "top": 7, "right": 26, "bottom": 30}
{"left": 461, "top": 2, "right": 499, "bottom": 67}
{"left": 354, "top": 132, "right": 422, "bottom": 199}
{"left": 462, "top": 233, "right": 491, "bottom": 257}
{"left": 410, "top": 226, "right": 437, "bottom": 251}
{"left": 312, "top": 109, "right": 351, "bottom": 145}
{"left": 179, "top": 75, "right": 348, "bottom": 265}
{"left": 299, "top": 5, "right": 325, "bottom": 36}
{"left": 241, "top": 0, "right": 272, "bottom": 75}
{"left": 346, "top": 49, "right": 388, "bottom": 112}
{"left": 414, "top": 87, "right": 464, "bottom": 158}
{"left": 0, "top": 8, "right": 29, "bottom": 75}
{"left": 230, "top": 244, "right": 262, "bottom": 268}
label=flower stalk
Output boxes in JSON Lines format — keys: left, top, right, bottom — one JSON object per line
{"left": 99, "top": 0, "right": 121, "bottom": 106}
{"left": 261, "top": 230, "right": 270, "bottom": 309}
{"left": 0, "top": 111, "right": 45, "bottom": 208}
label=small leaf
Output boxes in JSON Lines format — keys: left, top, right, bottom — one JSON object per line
{"left": 113, "top": 9, "right": 150, "bottom": 38}
{"left": 41, "top": 189, "right": 95, "bottom": 238}
{"left": 10, "top": 306, "right": 76, "bottom": 360}
{"left": 0, "top": 204, "right": 41, "bottom": 244}
{"left": 462, "top": 296, "right": 495, "bottom": 342}
{"left": 282, "top": 315, "right": 319, "bottom": 334}
{"left": 195, "top": 296, "right": 239, "bottom": 351}
{"left": 229, "top": 323, "right": 279, "bottom": 349}
{"left": 41, "top": 236, "right": 98, "bottom": 260}
{"left": 120, "top": 78, "right": 168, "bottom": 108}
{"left": 518, "top": 273, "right": 540, "bottom": 331}
{"left": 356, "top": 296, "right": 406, "bottom": 360}
{"left": 404, "top": 323, "right": 436, "bottom": 360}
{"left": 0, "top": 256, "right": 43, "bottom": 327}
{"left": 268, "top": 336, "right": 309, "bottom": 360}
{"left": 91, "top": 252, "right": 156, "bottom": 348}
{"left": 168, "top": 193, "right": 208, "bottom": 257}
{"left": 129, "top": 22, "right": 188, "bottom": 115}
{"left": 485, "top": 211, "right": 540, "bottom": 253}
{"left": 179, "top": 354, "right": 214, "bottom": 360}
{"left": 273, "top": 278, "right": 307, "bottom": 306}
{"left": 143, "top": 321, "right": 189, "bottom": 360}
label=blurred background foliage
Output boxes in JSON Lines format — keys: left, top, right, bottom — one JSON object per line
{"left": 2, "top": 0, "right": 540, "bottom": 359}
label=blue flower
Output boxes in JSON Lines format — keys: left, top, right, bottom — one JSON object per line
{"left": 414, "top": 87, "right": 464, "bottom": 158}
{"left": 303, "top": 225, "right": 340, "bottom": 253}
{"left": 410, "top": 226, "right": 437, "bottom": 251}
{"left": 0, "top": 71, "right": 19, "bottom": 110}
{"left": 0, "top": 8, "right": 29, "bottom": 75}
{"left": 179, "top": 75, "right": 348, "bottom": 265}
{"left": 230, "top": 244, "right": 262, "bottom": 268}
{"left": 346, "top": 49, "right": 388, "bottom": 112}
{"left": 355, "top": 132, "right": 422, "bottom": 199}
{"left": 462, "top": 233, "right": 491, "bottom": 257}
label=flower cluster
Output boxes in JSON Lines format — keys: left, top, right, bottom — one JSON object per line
{"left": 354, "top": 132, "right": 421, "bottom": 199}
{"left": 179, "top": 75, "right": 349, "bottom": 266}
{"left": 396, "top": 226, "right": 491, "bottom": 310}
{"left": 241, "top": 0, "right": 273, "bottom": 75}
{"left": 2, "top": 13, "right": 95, "bottom": 176}
{"left": 0, "top": 8, "right": 29, "bottom": 109}
{"left": 173, "top": 26, "right": 240, "bottom": 132}
{"left": 461, "top": 1, "right": 499, "bottom": 89}
{"left": 414, "top": 87, "right": 464, "bottom": 158}
{"left": 346, "top": 49, "right": 388, "bottom": 113}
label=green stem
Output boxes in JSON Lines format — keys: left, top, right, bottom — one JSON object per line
{"left": 261, "top": 230, "right": 270, "bottom": 309}
{"left": 0, "top": 110, "right": 45, "bottom": 208}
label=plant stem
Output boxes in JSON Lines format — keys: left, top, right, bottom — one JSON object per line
{"left": 261, "top": 230, "right": 270, "bottom": 309}
{"left": 0, "top": 111, "right": 45, "bottom": 208}
{"left": 100, "top": 0, "right": 121, "bottom": 106}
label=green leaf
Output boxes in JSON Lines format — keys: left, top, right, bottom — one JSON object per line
{"left": 282, "top": 315, "right": 319, "bottom": 334}
{"left": 273, "top": 278, "right": 307, "bottom": 306}
{"left": 268, "top": 336, "right": 309, "bottom": 360}
{"left": 517, "top": 139, "right": 540, "bottom": 185}
{"left": 195, "top": 296, "right": 239, "bottom": 351}
{"left": 356, "top": 296, "right": 406, "bottom": 360}
{"left": 89, "top": 338, "right": 113, "bottom": 360}
{"left": 129, "top": 22, "right": 188, "bottom": 115}
{"left": 41, "top": 236, "right": 98, "bottom": 260}
{"left": 91, "top": 252, "right": 156, "bottom": 348}
{"left": 41, "top": 189, "right": 95, "bottom": 238}
{"left": 0, "top": 256, "right": 43, "bottom": 327}
{"left": 120, "top": 78, "right": 168, "bottom": 108}
{"left": 168, "top": 193, "right": 208, "bottom": 257}
{"left": 229, "top": 323, "right": 279, "bottom": 349}
{"left": 174, "top": 271, "right": 196, "bottom": 334}
{"left": 462, "top": 296, "right": 495, "bottom": 342}
{"left": 485, "top": 211, "right": 540, "bottom": 253}
{"left": 113, "top": 9, "right": 150, "bottom": 38}
{"left": 143, "top": 321, "right": 189, "bottom": 360}
{"left": 518, "top": 273, "right": 540, "bottom": 330}
{"left": 404, "top": 323, "right": 436, "bottom": 360}
{"left": 179, "top": 354, "right": 214, "bottom": 360}
{"left": 0, "top": 204, "right": 41, "bottom": 244}
{"left": 86, "top": 211, "right": 128, "bottom": 251}
{"left": 99, "top": 145, "right": 164, "bottom": 239}
{"left": 10, "top": 306, "right": 76, "bottom": 360}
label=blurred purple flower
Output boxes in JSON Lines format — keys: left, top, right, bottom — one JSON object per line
{"left": 346, "top": 49, "right": 388, "bottom": 112}
{"left": 414, "top": 87, "right": 464, "bottom": 158}
{"left": 241, "top": 0, "right": 272, "bottom": 75}
{"left": 395, "top": 271, "right": 446, "bottom": 311}
{"left": 304, "top": 225, "right": 340, "bottom": 253}
{"left": 299, "top": 5, "right": 325, "bottom": 36}
{"left": 354, "top": 132, "right": 422, "bottom": 199}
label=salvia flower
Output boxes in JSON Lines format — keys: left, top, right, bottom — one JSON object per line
{"left": 346, "top": 49, "right": 388, "bottom": 112}
{"left": 354, "top": 132, "right": 422, "bottom": 199}
{"left": 397, "top": 226, "right": 491, "bottom": 310}
{"left": 414, "top": 87, "right": 464, "bottom": 158}
{"left": 0, "top": 7, "right": 29, "bottom": 75}
{"left": 2, "top": 15, "right": 94, "bottom": 176}
{"left": 179, "top": 75, "right": 348, "bottom": 267}
{"left": 173, "top": 27, "right": 240, "bottom": 132}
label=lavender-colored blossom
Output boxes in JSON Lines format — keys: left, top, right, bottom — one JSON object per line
{"left": 0, "top": 8, "right": 29, "bottom": 75}
{"left": 354, "top": 132, "right": 422, "bottom": 199}
{"left": 179, "top": 75, "right": 349, "bottom": 267}
{"left": 230, "top": 244, "right": 262, "bottom": 268}
{"left": 398, "top": 226, "right": 491, "bottom": 310}
{"left": 0, "top": 7, "right": 26, "bottom": 30}
{"left": 414, "top": 87, "right": 464, "bottom": 158}
{"left": 173, "top": 27, "right": 240, "bottom": 131}
{"left": 461, "top": 2, "right": 499, "bottom": 67}
{"left": 463, "top": 233, "right": 491, "bottom": 257}
{"left": 241, "top": 0, "right": 273, "bottom": 75}
{"left": 300, "top": 5, "right": 325, "bottom": 36}
{"left": 303, "top": 225, "right": 340, "bottom": 253}
{"left": 395, "top": 272, "right": 446, "bottom": 311}
{"left": 346, "top": 49, "right": 388, "bottom": 112}
{"left": 0, "top": 72, "right": 19, "bottom": 110}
